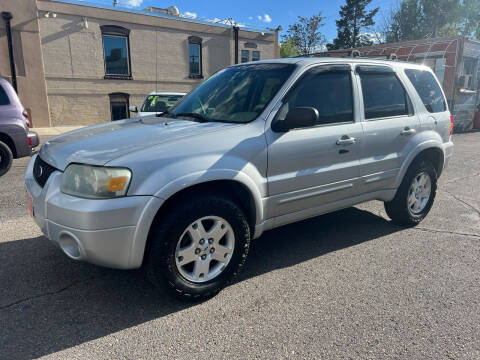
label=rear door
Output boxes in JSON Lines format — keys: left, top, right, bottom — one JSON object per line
{"left": 355, "top": 65, "right": 420, "bottom": 193}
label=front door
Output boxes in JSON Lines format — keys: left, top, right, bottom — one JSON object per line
{"left": 265, "top": 65, "right": 364, "bottom": 218}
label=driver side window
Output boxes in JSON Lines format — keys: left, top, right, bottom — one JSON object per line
{"left": 276, "top": 67, "right": 354, "bottom": 126}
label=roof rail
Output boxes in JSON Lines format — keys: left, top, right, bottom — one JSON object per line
{"left": 298, "top": 50, "right": 398, "bottom": 61}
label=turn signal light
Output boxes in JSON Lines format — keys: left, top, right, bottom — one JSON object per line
{"left": 450, "top": 115, "right": 454, "bottom": 135}
{"left": 107, "top": 176, "right": 129, "bottom": 192}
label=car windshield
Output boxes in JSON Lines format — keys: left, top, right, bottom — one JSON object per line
{"left": 141, "top": 94, "right": 184, "bottom": 112}
{"left": 170, "top": 63, "right": 296, "bottom": 123}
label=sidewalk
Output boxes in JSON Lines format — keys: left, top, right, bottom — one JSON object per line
{"left": 31, "top": 126, "right": 84, "bottom": 136}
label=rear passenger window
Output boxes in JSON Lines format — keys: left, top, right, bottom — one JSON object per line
{"left": 405, "top": 69, "right": 446, "bottom": 113}
{"left": 0, "top": 85, "right": 10, "bottom": 106}
{"left": 359, "top": 71, "right": 411, "bottom": 119}
{"left": 277, "top": 67, "right": 353, "bottom": 126}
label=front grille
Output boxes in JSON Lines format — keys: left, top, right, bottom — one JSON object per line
{"left": 33, "top": 156, "right": 57, "bottom": 188}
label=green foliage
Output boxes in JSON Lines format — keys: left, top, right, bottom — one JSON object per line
{"left": 331, "top": 0, "right": 379, "bottom": 49}
{"left": 458, "top": 0, "right": 480, "bottom": 39}
{"left": 384, "top": 0, "right": 479, "bottom": 42}
{"left": 283, "top": 13, "right": 326, "bottom": 55}
{"left": 280, "top": 38, "right": 299, "bottom": 58}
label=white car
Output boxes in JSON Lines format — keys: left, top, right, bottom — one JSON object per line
{"left": 129, "top": 92, "right": 186, "bottom": 117}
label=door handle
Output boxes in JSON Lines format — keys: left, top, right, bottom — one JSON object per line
{"left": 336, "top": 135, "right": 356, "bottom": 145}
{"left": 400, "top": 127, "right": 416, "bottom": 136}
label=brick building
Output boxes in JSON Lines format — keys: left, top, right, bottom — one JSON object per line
{"left": 0, "top": 0, "right": 280, "bottom": 127}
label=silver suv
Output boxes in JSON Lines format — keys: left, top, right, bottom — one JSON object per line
{"left": 26, "top": 58, "right": 454, "bottom": 299}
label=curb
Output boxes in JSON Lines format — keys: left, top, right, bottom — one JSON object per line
{"left": 31, "top": 126, "right": 84, "bottom": 136}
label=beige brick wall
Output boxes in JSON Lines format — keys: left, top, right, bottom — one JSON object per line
{"left": 36, "top": 0, "right": 277, "bottom": 126}
{"left": 0, "top": 0, "right": 50, "bottom": 127}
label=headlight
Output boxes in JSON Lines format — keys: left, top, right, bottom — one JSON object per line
{"left": 61, "top": 164, "right": 132, "bottom": 199}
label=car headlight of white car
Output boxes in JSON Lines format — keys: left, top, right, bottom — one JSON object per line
{"left": 61, "top": 164, "right": 132, "bottom": 199}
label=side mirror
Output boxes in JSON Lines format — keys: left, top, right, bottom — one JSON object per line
{"left": 272, "top": 107, "right": 318, "bottom": 132}
{"left": 129, "top": 105, "right": 138, "bottom": 113}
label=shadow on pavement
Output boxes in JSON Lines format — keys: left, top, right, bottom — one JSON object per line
{"left": 0, "top": 207, "right": 400, "bottom": 359}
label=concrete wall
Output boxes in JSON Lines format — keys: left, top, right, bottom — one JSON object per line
{"left": 0, "top": 0, "right": 50, "bottom": 127}
{"left": 36, "top": 0, "right": 278, "bottom": 126}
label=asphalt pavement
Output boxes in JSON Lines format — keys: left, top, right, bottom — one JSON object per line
{"left": 0, "top": 133, "right": 479, "bottom": 359}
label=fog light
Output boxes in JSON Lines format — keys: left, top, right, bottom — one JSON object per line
{"left": 58, "top": 232, "right": 82, "bottom": 259}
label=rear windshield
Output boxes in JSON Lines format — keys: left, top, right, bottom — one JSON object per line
{"left": 0, "top": 85, "right": 10, "bottom": 106}
{"left": 404, "top": 69, "right": 446, "bottom": 113}
{"left": 141, "top": 94, "right": 184, "bottom": 113}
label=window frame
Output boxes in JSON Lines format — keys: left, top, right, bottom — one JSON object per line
{"left": 188, "top": 36, "right": 203, "bottom": 79}
{"left": 252, "top": 51, "right": 260, "bottom": 61}
{"left": 108, "top": 92, "right": 130, "bottom": 121}
{"left": 100, "top": 25, "right": 132, "bottom": 80}
{"left": 241, "top": 49, "right": 249, "bottom": 63}
{"left": 356, "top": 65, "right": 415, "bottom": 122}
{"left": 273, "top": 64, "right": 356, "bottom": 130}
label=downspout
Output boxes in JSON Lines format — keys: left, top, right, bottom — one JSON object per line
{"left": 233, "top": 26, "right": 239, "bottom": 64}
{"left": 1, "top": 12, "right": 17, "bottom": 93}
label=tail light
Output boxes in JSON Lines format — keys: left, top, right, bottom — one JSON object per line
{"left": 450, "top": 114, "right": 454, "bottom": 135}
{"left": 28, "top": 136, "right": 32, "bottom": 147}
{"left": 23, "top": 109, "right": 31, "bottom": 128}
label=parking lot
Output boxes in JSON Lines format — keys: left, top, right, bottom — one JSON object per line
{"left": 1, "top": 132, "right": 479, "bottom": 359}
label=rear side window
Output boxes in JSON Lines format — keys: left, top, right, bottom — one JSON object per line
{"left": 0, "top": 85, "right": 10, "bottom": 105}
{"left": 359, "top": 71, "right": 411, "bottom": 119}
{"left": 405, "top": 69, "right": 446, "bottom": 113}
{"left": 276, "top": 67, "right": 354, "bottom": 126}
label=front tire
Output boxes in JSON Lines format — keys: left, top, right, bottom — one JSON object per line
{"left": 384, "top": 159, "right": 437, "bottom": 226}
{"left": 0, "top": 141, "right": 13, "bottom": 177}
{"left": 146, "top": 194, "right": 250, "bottom": 300}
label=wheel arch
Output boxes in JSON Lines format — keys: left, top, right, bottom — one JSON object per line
{"left": 132, "top": 175, "right": 263, "bottom": 268}
{"left": 395, "top": 141, "right": 444, "bottom": 189}
{"left": 0, "top": 132, "right": 17, "bottom": 158}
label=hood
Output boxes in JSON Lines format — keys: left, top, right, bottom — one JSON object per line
{"left": 39, "top": 117, "right": 238, "bottom": 170}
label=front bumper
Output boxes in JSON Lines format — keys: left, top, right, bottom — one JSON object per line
{"left": 25, "top": 154, "right": 163, "bottom": 269}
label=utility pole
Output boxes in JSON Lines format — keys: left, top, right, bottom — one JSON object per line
{"left": 233, "top": 26, "right": 239, "bottom": 64}
{"left": 1, "top": 12, "right": 17, "bottom": 93}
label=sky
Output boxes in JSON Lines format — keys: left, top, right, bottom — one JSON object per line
{"left": 78, "top": 0, "right": 398, "bottom": 41}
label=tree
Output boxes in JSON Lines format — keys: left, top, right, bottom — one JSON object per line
{"left": 331, "top": 0, "right": 379, "bottom": 49}
{"left": 422, "top": 0, "right": 461, "bottom": 37}
{"left": 457, "top": 0, "right": 480, "bottom": 38}
{"left": 283, "top": 13, "right": 326, "bottom": 56}
{"left": 384, "top": 0, "right": 467, "bottom": 43}
{"left": 384, "top": 0, "right": 426, "bottom": 43}
{"left": 280, "top": 38, "right": 299, "bottom": 58}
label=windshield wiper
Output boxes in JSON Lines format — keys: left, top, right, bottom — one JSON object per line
{"left": 156, "top": 110, "right": 173, "bottom": 118}
{"left": 174, "top": 112, "right": 208, "bottom": 122}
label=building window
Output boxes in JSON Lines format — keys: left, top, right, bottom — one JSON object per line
{"left": 109, "top": 92, "right": 129, "bottom": 121}
{"left": 241, "top": 50, "right": 249, "bottom": 63}
{"left": 101, "top": 25, "right": 132, "bottom": 79}
{"left": 188, "top": 36, "right": 203, "bottom": 78}
{"left": 252, "top": 51, "right": 260, "bottom": 61}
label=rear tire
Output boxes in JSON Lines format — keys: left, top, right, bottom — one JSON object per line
{"left": 384, "top": 159, "right": 437, "bottom": 226}
{"left": 146, "top": 194, "right": 250, "bottom": 300}
{"left": 0, "top": 141, "right": 13, "bottom": 177}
